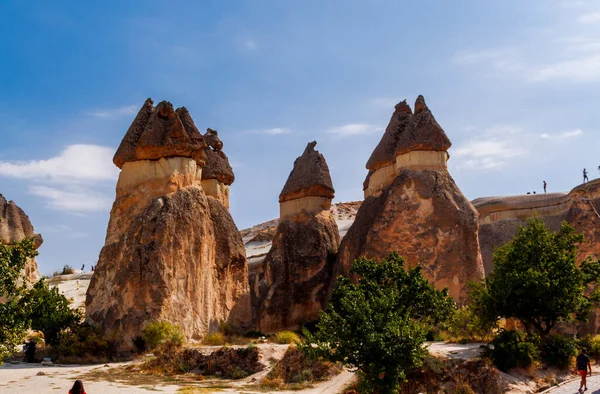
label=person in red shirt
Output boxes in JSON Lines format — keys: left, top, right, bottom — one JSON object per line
{"left": 69, "top": 380, "right": 86, "bottom": 394}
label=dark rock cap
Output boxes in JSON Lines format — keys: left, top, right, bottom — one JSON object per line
{"left": 113, "top": 99, "right": 207, "bottom": 168}
{"left": 366, "top": 96, "right": 451, "bottom": 171}
{"left": 201, "top": 128, "right": 234, "bottom": 185}
{"left": 279, "top": 141, "right": 335, "bottom": 203}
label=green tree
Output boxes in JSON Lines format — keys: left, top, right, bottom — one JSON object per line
{"left": 475, "top": 217, "right": 600, "bottom": 336}
{"left": 301, "top": 253, "right": 456, "bottom": 394}
{"left": 20, "top": 280, "right": 81, "bottom": 345}
{"left": 0, "top": 238, "right": 38, "bottom": 359}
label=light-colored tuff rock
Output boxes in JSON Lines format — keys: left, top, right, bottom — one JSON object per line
{"left": 252, "top": 142, "right": 340, "bottom": 332}
{"left": 86, "top": 99, "right": 250, "bottom": 350}
{"left": 338, "top": 96, "right": 484, "bottom": 303}
{"left": 0, "top": 194, "right": 42, "bottom": 284}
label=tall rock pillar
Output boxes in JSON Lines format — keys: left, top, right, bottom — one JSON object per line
{"left": 338, "top": 96, "right": 484, "bottom": 303}
{"left": 252, "top": 142, "right": 340, "bottom": 332}
{"left": 85, "top": 99, "right": 251, "bottom": 350}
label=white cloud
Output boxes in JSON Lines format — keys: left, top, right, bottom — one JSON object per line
{"left": 263, "top": 127, "right": 291, "bottom": 135}
{"left": 540, "top": 129, "right": 583, "bottom": 139}
{"left": 88, "top": 105, "right": 137, "bottom": 118}
{"left": 452, "top": 125, "right": 527, "bottom": 171}
{"left": 29, "top": 185, "right": 112, "bottom": 212}
{"left": 243, "top": 40, "right": 257, "bottom": 51}
{"left": 0, "top": 144, "right": 118, "bottom": 213}
{"left": 327, "top": 123, "right": 384, "bottom": 137}
{"left": 0, "top": 144, "right": 118, "bottom": 183}
{"left": 579, "top": 11, "right": 600, "bottom": 23}
{"left": 531, "top": 55, "right": 600, "bottom": 82}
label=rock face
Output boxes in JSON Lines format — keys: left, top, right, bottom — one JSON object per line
{"left": 472, "top": 179, "right": 600, "bottom": 276}
{"left": 252, "top": 142, "right": 340, "bottom": 332}
{"left": 86, "top": 99, "right": 251, "bottom": 349}
{"left": 201, "top": 128, "right": 234, "bottom": 209}
{"left": 338, "top": 96, "right": 485, "bottom": 303}
{"left": 0, "top": 194, "right": 42, "bottom": 284}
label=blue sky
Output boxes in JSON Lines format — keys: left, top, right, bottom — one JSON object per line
{"left": 1, "top": 0, "right": 599, "bottom": 275}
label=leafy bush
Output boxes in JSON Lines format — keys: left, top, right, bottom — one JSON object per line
{"left": 141, "top": 321, "right": 184, "bottom": 351}
{"left": 272, "top": 331, "right": 300, "bottom": 344}
{"left": 203, "top": 332, "right": 226, "bottom": 346}
{"left": 446, "top": 305, "right": 496, "bottom": 342}
{"left": 540, "top": 334, "right": 577, "bottom": 369}
{"left": 267, "top": 347, "right": 342, "bottom": 386}
{"left": 55, "top": 323, "right": 115, "bottom": 362}
{"left": 20, "top": 279, "right": 81, "bottom": 345}
{"left": 486, "top": 330, "right": 538, "bottom": 372}
{"left": 302, "top": 253, "right": 456, "bottom": 393}
{"left": 576, "top": 335, "right": 600, "bottom": 362}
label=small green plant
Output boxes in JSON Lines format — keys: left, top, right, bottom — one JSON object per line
{"left": 141, "top": 321, "right": 184, "bottom": 350}
{"left": 203, "top": 332, "right": 226, "bottom": 346}
{"left": 485, "top": 330, "right": 538, "bottom": 372}
{"left": 540, "top": 334, "right": 577, "bottom": 369}
{"left": 272, "top": 331, "right": 300, "bottom": 344}
{"left": 576, "top": 334, "right": 600, "bottom": 362}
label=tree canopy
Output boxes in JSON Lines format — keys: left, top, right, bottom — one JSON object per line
{"left": 302, "top": 252, "right": 455, "bottom": 394}
{"left": 475, "top": 217, "right": 600, "bottom": 336}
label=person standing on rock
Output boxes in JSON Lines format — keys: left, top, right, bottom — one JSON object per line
{"left": 577, "top": 348, "right": 592, "bottom": 392}
{"left": 543, "top": 180, "right": 547, "bottom": 193}
{"left": 584, "top": 168, "right": 589, "bottom": 183}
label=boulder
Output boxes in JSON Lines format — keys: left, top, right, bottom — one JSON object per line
{"left": 252, "top": 142, "right": 340, "bottom": 332}
{"left": 86, "top": 99, "right": 250, "bottom": 350}
{"left": 0, "top": 194, "right": 42, "bottom": 284}
{"left": 338, "top": 96, "right": 484, "bottom": 303}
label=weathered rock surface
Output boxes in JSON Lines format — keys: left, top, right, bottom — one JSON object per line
{"left": 338, "top": 96, "right": 484, "bottom": 303}
{"left": 0, "top": 194, "right": 42, "bottom": 283}
{"left": 201, "top": 128, "right": 234, "bottom": 209}
{"left": 252, "top": 142, "right": 340, "bottom": 332}
{"left": 473, "top": 179, "right": 600, "bottom": 275}
{"left": 113, "top": 99, "right": 206, "bottom": 169}
{"left": 86, "top": 100, "right": 250, "bottom": 349}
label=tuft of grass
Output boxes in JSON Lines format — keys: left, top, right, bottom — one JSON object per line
{"left": 203, "top": 332, "right": 226, "bottom": 346}
{"left": 272, "top": 331, "right": 300, "bottom": 344}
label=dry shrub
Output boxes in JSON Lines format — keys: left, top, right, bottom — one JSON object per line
{"left": 266, "top": 347, "right": 342, "bottom": 385}
{"left": 145, "top": 345, "right": 264, "bottom": 379}
{"left": 203, "top": 332, "right": 226, "bottom": 346}
{"left": 272, "top": 331, "right": 300, "bottom": 344}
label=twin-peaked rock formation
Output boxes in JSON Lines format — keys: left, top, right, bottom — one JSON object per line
{"left": 252, "top": 142, "right": 340, "bottom": 332}
{"left": 0, "top": 194, "right": 42, "bottom": 284}
{"left": 338, "top": 96, "right": 485, "bottom": 302}
{"left": 85, "top": 99, "right": 250, "bottom": 349}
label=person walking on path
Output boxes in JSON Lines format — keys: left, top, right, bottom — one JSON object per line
{"left": 544, "top": 180, "right": 547, "bottom": 193}
{"left": 584, "top": 168, "right": 589, "bottom": 183}
{"left": 577, "top": 348, "right": 592, "bottom": 392}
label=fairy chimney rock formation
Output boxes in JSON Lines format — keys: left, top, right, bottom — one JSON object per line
{"left": 0, "top": 194, "right": 42, "bottom": 284}
{"left": 278, "top": 141, "right": 335, "bottom": 219}
{"left": 338, "top": 96, "right": 484, "bottom": 303}
{"left": 363, "top": 96, "right": 451, "bottom": 198}
{"left": 86, "top": 99, "right": 251, "bottom": 350}
{"left": 201, "top": 128, "right": 234, "bottom": 209}
{"left": 253, "top": 142, "right": 340, "bottom": 332}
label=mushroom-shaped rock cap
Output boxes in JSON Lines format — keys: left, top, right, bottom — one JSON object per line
{"left": 366, "top": 95, "right": 451, "bottom": 171}
{"left": 279, "top": 141, "right": 335, "bottom": 203}
{"left": 0, "top": 194, "right": 43, "bottom": 249}
{"left": 113, "top": 99, "right": 207, "bottom": 168}
{"left": 201, "top": 128, "right": 234, "bottom": 185}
